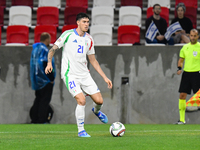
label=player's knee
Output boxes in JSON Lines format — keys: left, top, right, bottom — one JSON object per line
{"left": 179, "top": 93, "right": 187, "bottom": 99}
{"left": 95, "top": 97, "right": 103, "bottom": 105}
{"left": 77, "top": 99, "right": 86, "bottom": 106}
{"left": 75, "top": 94, "right": 86, "bottom": 105}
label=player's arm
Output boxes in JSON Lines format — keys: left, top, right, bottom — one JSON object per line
{"left": 88, "top": 54, "right": 112, "bottom": 89}
{"left": 45, "top": 44, "right": 59, "bottom": 74}
{"left": 177, "top": 57, "right": 184, "bottom": 75}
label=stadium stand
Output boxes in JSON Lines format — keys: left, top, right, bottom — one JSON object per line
{"left": 0, "top": 0, "right": 6, "bottom": 8}
{"left": 0, "top": 0, "right": 200, "bottom": 46}
{"left": 6, "top": 25, "right": 29, "bottom": 45}
{"left": 148, "top": 0, "right": 170, "bottom": 8}
{"left": 66, "top": 0, "right": 88, "bottom": 8}
{"left": 36, "top": 6, "right": 59, "bottom": 27}
{"left": 9, "top": 6, "right": 32, "bottom": 27}
{"left": 93, "top": 0, "right": 115, "bottom": 8}
{"left": 120, "top": 0, "right": 143, "bottom": 8}
{"left": 62, "top": 25, "right": 77, "bottom": 33}
{"left": 118, "top": 25, "right": 140, "bottom": 45}
{"left": 38, "top": 0, "right": 61, "bottom": 9}
{"left": 119, "top": 6, "right": 142, "bottom": 27}
{"left": 11, "top": 0, "right": 33, "bottom": 8}
{"left": 34, "top": 25, "right": 57, "bottom": 44}
{"left": 0, "top": 27, "right": 1, "bottom": 45}
{"left": 146, "top": 7, "right": 169, "bottom": 26}
{"left": 175, "top": 0, "right": 197, "bottom": 8}
{"left": 64, "top": 7, "right": 87, "bottom": 25}
{"left": 90, "top": 25, "right": 113, "bottom": 46}
{"left": 91, "top": 7, "right": 114, "bottom": 26}
{"left": 0, "top": 7, "right": 4, "bottom": 26}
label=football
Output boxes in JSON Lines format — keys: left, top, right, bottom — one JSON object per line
{"left": 109, "top": 122, "right": 125, "bottom": 137}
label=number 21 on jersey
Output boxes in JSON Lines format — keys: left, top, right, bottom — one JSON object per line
{"left": 77, "top": 45, "right": 84, "bottom": 53}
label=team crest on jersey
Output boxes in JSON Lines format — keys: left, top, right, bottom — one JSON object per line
{"left": 193, "top": 51, "right": 198, "bottom": 57}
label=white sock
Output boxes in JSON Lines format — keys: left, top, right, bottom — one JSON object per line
{"left": 75, "top": 104, "right": 85, "bottom": 132}
{"left": 93, "top": 103, "right": 102, "bottom": 114}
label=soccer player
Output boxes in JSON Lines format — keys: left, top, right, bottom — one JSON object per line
{"left": 45, "top": 13, "right": 112, "bottom": 137}
{"left": 175, "top": 29, "right": 200, "bottom": 124}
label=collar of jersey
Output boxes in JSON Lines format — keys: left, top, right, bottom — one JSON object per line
{"left": 73, "top": 29, "right": 86, "bottom": 37}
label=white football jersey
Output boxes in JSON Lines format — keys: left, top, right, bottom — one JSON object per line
{"left": 54, "top": 29, "right": 95, "bottom": 79}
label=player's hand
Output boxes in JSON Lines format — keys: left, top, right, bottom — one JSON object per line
{"left": 177, "top": 70, "right": 182, "bottom": 75}
{"left": 157, "top": 35, "right": 164, "bottom": 41}
{"left": 45, "top": 62, "right": 53, "bottom": 74}
{"left": 104, "top": 77, "right": 112, "bottom": 89}
{"left": 181, "top": 30, "right": 186, "bottom": 34}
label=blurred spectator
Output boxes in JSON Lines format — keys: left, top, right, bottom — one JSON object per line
{"left": 171, "top": 3, "right": 193, "bottom": 44}
{"left": 145, "top": 4, "right": 174, "bottom": 45}
{"left": 30, "top": 32, "right": 56, "bottom": 124}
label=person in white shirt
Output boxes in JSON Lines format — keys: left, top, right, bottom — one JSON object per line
{"left": 45, "top": 13, "right": 112, "bottom": 137}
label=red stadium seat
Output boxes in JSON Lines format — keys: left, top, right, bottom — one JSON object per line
{"left": 175, "top": 6, "right": 197, "bottom": 29}
{"left": 0, "top": 0, "right": 6, "bottom": 8}
{"left": 64, "top": 7, "right": 87, "bottom": 25}
{"left": 118, "top": 25, "right": 140, "bottom": 44}
{"left": 147, "top": 7, "right": 169, "bottom": 26}
{"left": 11, "top": 0, "right": 33, "bottom": 8}
{"left": 37, "top": 7, "right": 59, "bottom": 27}
{"left": 6, "top": 25, "right": 29, "bottom": 45}
{"left": 62, "top": 25, "right": 77, "bottom": 33}
{"left": 121, "top": 0, "right": 143, "bottom": 8}
{"left": 0, "top": 27, "right": 1, "bottom": 45}
{"left": 66, "top": 0, "right": 88, "bottom": 8}
{"left": 34, "top": 25, "right": 57, "bottom": 44}
{"left": 175, "top": 0, "right": 197, "bottom": 8}
{"left": 0, "top": 7, "right": 4, "bottom": 26}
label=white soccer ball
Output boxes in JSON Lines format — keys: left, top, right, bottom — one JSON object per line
{"left": 109, "top": 122, "right": 125, "bottom": 137}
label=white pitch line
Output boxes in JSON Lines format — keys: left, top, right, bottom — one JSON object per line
{"left": 0, "top": 130, "right": 200, "bottom": 134}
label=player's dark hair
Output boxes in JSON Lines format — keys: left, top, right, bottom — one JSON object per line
{"left": 153, "top": 4, "right": 161, "bottom": 9}
{"left": 40, "top": 32, "right": 50, "bottom": 42}
{"left": 76, "top": 13, "right": 89, "bottom": 21}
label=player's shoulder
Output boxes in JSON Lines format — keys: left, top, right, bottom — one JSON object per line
{"left": 85, "top": 32, "right": 93, "bottom": 40}
{"left": 61, "top": 29, "right": 75, "bottom": 37}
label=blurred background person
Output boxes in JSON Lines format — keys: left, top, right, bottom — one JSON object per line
{"left": 171, "top": 3, "right": 193, "bottom": 44}
{"left": 30, "top": 32, "right": 56, "bottom": 124}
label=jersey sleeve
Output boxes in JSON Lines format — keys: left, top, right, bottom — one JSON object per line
{"left": 54, "top": 31, "right": 71, "bottom": 49}
{"left": 179, "top": 45, "right": 186, "bottom": 58}
{"left": 87, "top": 36, "right": 95, "bottom": 55}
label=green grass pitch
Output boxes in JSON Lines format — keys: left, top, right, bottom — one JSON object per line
{"left": 0, "top": 124, "right": 200, "bottom": 150}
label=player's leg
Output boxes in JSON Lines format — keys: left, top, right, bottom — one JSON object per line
{"left": 178, "top": 93, "right": 187, "bottom": 123}
{"left": 175, "top": 72, "right": 190, "bottom": 124}
{"left": 30, "top": 90, "right": 40, "bottom": 123}
{"left": 90, "top": 92, "right": 108, "bottom": 124}
{"left": 63, "top": 76, "right": 90, "bottom": 137}
{"left": 81, "top": 74, "right": 108, "bottom": 123}
{"left": 37, "top": 83, "right": 53, "bottom": 123}
{"left": 74, "top": 93, "right": 90, "bottom": 137}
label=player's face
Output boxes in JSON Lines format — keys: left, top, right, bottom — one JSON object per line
{"left": 77, "top": 18, "right": 89, "bottom": 32}
{"left": 177, "top": 7, "right": 184, "bottom": 19}
{"left": 190, "top": 31, "right": 199, "bottom": 44}
{"left": 153, "top": 6, "right": 161, "bottom": 15}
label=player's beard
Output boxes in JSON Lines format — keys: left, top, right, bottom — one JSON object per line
{"left": 190, "top": 39, "right": 197, "bottom": 44}
{"left": 154, "top": 12, "right": 160, "bottom": 16}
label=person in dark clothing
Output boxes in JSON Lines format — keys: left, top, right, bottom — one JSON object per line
{"left": 145, "top": 4, "right": 174, "bottom": 45}
{"left": 30, "top": 32, "right": 56, "bottom": 124}
{"left": 171, "top": 3, "right": 193, "bottom": 44}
